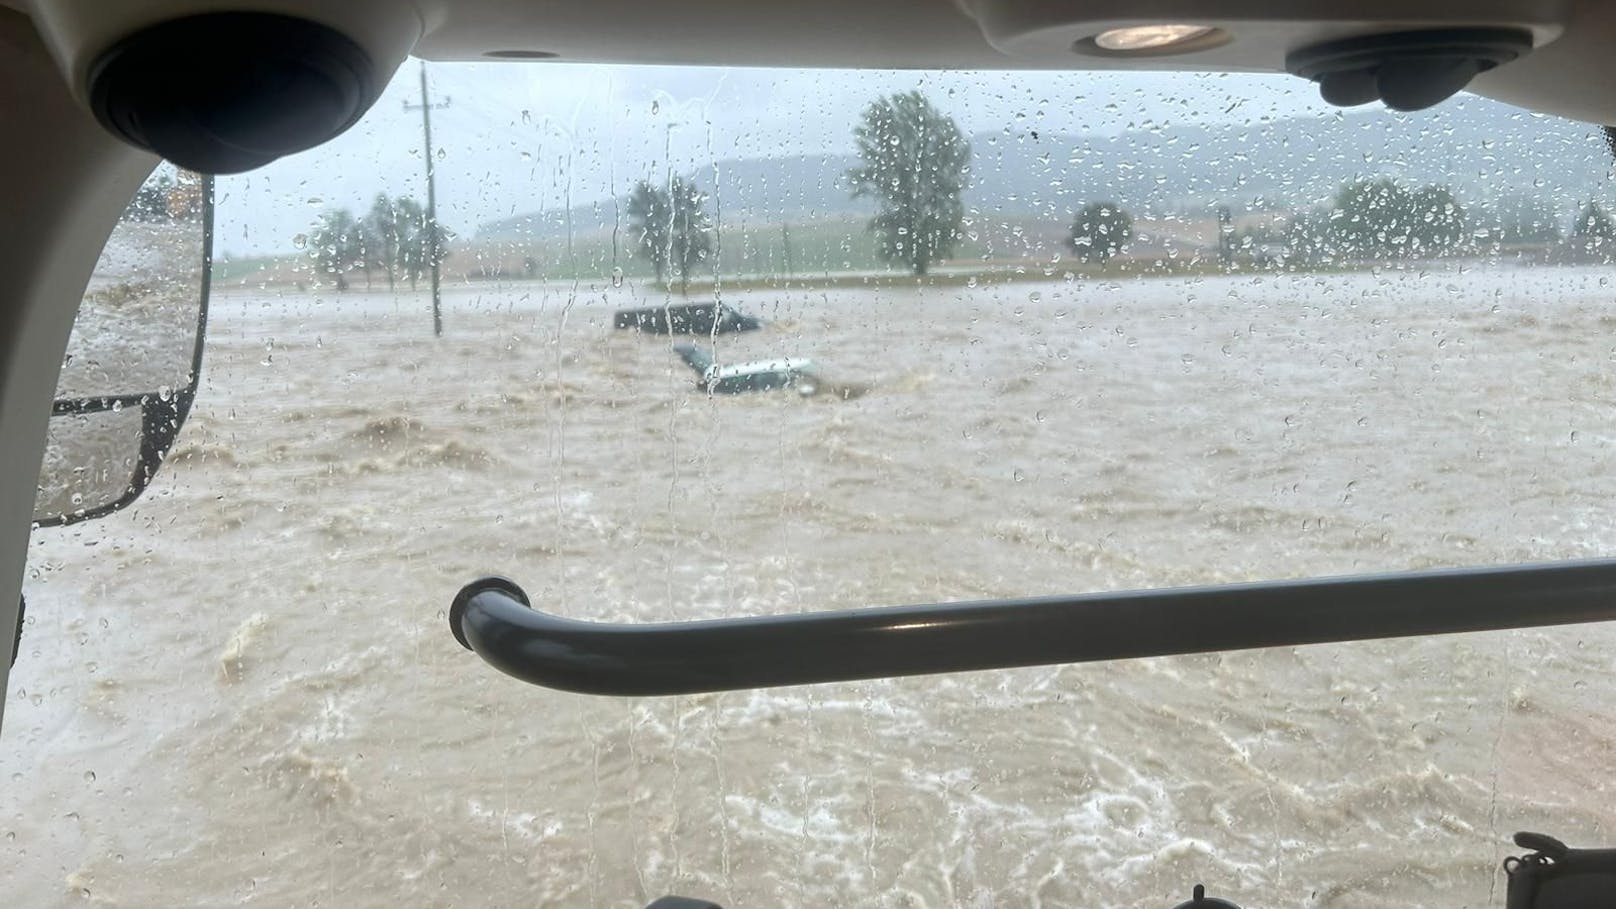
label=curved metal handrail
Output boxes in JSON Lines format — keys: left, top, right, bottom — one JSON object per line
{"left": 449, "top": 560, "right": 1616, "bottom": 696}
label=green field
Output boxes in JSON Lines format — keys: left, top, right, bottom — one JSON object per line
{"left": 214, "top": 213, "right": 1133, "bottom": 289}
{"left": 464, "top": 214, "right": 1050, "bottom": 283}
{"left": 212, "top": 211, "right": 1541, "bottom": 293}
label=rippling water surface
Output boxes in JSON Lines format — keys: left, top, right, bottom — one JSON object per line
{"left": 7, "top": 268, "right": 1616, "bottom": 907}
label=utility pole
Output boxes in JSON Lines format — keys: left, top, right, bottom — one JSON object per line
{"left": 404, "top": 61, "right": 450, "bottom": 336}
{"left": 653, "top": 119, "right": 682, "bottom": 294}
{"left": 1217, "top": 205, "right": 1235, "bottom": 270}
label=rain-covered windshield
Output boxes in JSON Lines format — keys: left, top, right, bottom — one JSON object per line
{"left": 7, "top": 64, "right": 1616, "bottom": 906}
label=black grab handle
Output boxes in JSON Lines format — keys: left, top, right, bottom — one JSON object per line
{"left": 449, "top": 560, "right": 1616, "bottom": 696}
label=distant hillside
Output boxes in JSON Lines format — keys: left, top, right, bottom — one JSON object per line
{"left": 479, "top": 97, "right": 1612, "bottom": 243}
{"left": 478, "top": 152, "right": 869, "bottom": 242}
{"left": 969, "top": 97, "right": 1608, "bottom": 221}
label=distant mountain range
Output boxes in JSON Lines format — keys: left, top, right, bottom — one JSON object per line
{"left": 478, "top": 97, "right": 1613, "bottom": 242}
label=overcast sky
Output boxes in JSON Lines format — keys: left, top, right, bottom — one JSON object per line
{"left": 214, "top": 62, "right": 1337, "bottom": 257}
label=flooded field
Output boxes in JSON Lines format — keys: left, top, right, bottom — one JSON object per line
{"left": 6, "top": 267, "right": 1616, "bottom": 907}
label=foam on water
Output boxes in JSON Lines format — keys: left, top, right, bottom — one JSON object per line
{"left": 217, "top": 611, "right": 269, "bottom": 684}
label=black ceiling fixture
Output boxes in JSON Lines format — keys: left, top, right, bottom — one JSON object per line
{"left": 1287, "top": 28, "right": 1533, "bottom": 112}
{"left": 88, "top": 13, "right": 378, "bottom": 174}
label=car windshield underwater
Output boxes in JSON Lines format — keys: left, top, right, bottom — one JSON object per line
{"left": 9, "top": 61, "right": 1616, "bottom": 907}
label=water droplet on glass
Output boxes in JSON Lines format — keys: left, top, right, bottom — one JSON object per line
{"left": 292, "top": 233, "right": 308, "bottom": 249}
{"left": 83, "top": 770, "right": 96, "bottom": 783}
{"left": 611, "top": 266, "right": 624, "bottom": 288}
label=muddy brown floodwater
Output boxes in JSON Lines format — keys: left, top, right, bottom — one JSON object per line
{"left": 6, "top": 266, "right": 1616, "bottom": 908}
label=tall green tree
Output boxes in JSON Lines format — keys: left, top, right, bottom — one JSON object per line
{"left": 309, "top": 209, "right": 364, "bottom": 291}
{"left": 1216, "top": 205, "right": 1235, "bottom": 268}
{"left": 1066, "top": 202, "right": 1134, "bottom": 263}
{"left": 366, "top": 193, "right": 402, "bottom": 291}
{"left": 1573, "top": 201, "right": 1615, "bottom": 258}
{"left": 307, "top": 198, "right": 446, "bottom": 292}
{"left": 394, "top": 196, "right": 451, "bottom": 290}
{"left": 1410, "top": 185, "right": 1467, "bottom": 255}
{"left": 847, "top": 91, "right": 970, "bottom": 276}
{"left": 1328, "top": 179, "right": 1413, "bottom": 258}
{"left": 1284, "top": 211, "right": 1328, "bottom": 264}
{"left": 1328, "top": 178, "right": 1467, "bottom": 259}
{"left": 627, "top": 182, "right": 672, "bottom": 284}
{"left": 627, "top": 177, "right": 713, "bottom": 293}
{"left": 668, "top": 178, "right": 713, "bottom": 295}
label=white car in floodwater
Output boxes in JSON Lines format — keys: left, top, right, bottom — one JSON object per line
{"left": 674, "top": 343, "right": 820, "bottom": 395}
{"left": 7, "top": 2, "right": 1616, "bottom": 908}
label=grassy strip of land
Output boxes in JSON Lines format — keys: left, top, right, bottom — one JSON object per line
{"left": 664, "top": 257, "right": 1463, "bottom": 294}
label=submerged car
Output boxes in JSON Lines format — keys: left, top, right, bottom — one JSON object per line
{"left": 673, "top": 342, "right": 819, "bottom": 395}
{"left": 614, "top": 302, "right": 763, "bottom": 335}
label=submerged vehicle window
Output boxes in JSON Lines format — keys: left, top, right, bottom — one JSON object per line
{"left": 8, "top": 63, "right": 1616, "bottom": 906}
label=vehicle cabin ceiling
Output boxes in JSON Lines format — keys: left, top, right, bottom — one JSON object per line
{"left": 9, "top": 0, "right": 1616, "bottom": 128}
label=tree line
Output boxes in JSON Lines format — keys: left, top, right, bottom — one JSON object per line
{"left": 619, "top": 92, "right": 1139, "bottom": 280}
{"left": 617, "top": 90, "right": 1616, "bottom": 283}
{"left": 625, "top": 90, "right": 975, "bottom": 284}
{"left": 1277, "top": 180, "right": 1616, "bottom": 264}
{"left": 310, "top": 92, "right": 1616, "bottom": 288}
{"left": 308, "top": 194, "right": 451, "bottom": 291}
